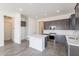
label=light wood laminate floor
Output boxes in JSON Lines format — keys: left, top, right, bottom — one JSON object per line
{"left": 0, "top": 40, "right": 67, "bottom": 56}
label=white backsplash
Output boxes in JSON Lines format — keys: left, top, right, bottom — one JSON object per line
{"left": 43, "top": 30, "right": 79, "bottom": 36}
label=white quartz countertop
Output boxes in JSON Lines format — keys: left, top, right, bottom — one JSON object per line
{"left": 27, "top": 34, "right": 48, "bottom": 39}
{"left": 43, "top": 30, "right": 79, "bottom": 36}
{"left": 66, "top": 35, "right": 79, "bottom": 46}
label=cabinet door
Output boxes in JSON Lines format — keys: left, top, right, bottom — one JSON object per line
{"left": 69, "top": 14, "right": 76, "bottom": 30}
{"left": 75, "top": 3, "right": 79, "bottom": 30}
{"left": 55, "top": 35, "right": 66, "bottom": 44}
{"left": 75, "top": 3, "right": 79, "bottom": 18}
{"left": 70, "top": 45, "right": 79, "bottom": 56}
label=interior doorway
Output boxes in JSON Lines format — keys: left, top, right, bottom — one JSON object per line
{"left": 4, "top": 16, "right": 13, "bottom": 44}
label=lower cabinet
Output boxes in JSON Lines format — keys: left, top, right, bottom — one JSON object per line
{"left": 45, "top": 36, "right": 48, "bottom": 48}
{"left": 55, "top": 35, "right": 66, "bottom": 44}
{"left": 55, "top": 35, "right": 68, "bottom": 55}
{"left": 69, "top": 45, "right": 79, "bottom": 56}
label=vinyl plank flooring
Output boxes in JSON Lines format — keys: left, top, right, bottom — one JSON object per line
{"left": 0, "top": 40, "right": 66, "bottom": 56}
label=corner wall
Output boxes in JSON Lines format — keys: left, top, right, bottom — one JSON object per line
{"left": 14, "top": 13, "right": 21, "bottom": 44}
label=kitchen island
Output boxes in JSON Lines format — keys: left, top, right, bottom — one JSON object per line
{"left": 27, "top": 35, "right": 48, "bottom": 52}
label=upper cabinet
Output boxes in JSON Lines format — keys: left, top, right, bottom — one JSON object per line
{"left": 69, "top": 14, "right": 76, "bottom": 30}
{"left": 75, "top": 3, "right": 79, "bottom": 18}
{"left": 75, "top": 3, "right": 79, "bottom": 30}
{"left": 69, "top": 3, "right": 79, "bottom": 30}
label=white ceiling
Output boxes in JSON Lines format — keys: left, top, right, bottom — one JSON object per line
{"left": 0, "top": 3, "right": 76, "bottom": 19}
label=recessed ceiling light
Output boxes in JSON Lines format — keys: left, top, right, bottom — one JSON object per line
{"left": 56, "top": 10, "right": 60, "bottom": 13}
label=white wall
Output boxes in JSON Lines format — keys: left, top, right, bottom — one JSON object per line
{"left": 21, "top": 27, "right": 26, "bottom": 40}
{"left": 0, "top": 13, "right": 4, "bottom": 47}
{"left": 21, "top": 14, "right": 27, "bottom": 40}
{"left": 27, "top": 17, "right": 37, "bottom": 35}
{"left": 14, "top": 13, "right": 21, "bottom": 44}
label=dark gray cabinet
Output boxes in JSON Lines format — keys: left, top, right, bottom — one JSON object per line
{"left": 70, "top": 45, "right": 79, "bottom": 56}
{"left": 69, "top": 14, "right": 76, "bottom": 30}
{"left": 75, "top": 3, "right": 79, "bottom": 18}
{"left": 75, "top": 3, "right": 79, "bottom": 30}
{"left": 55, "top": 35, "right": 66, "bottom": 44}
{"left": 68, "top": 3, "right": 79, "bottom": 30}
